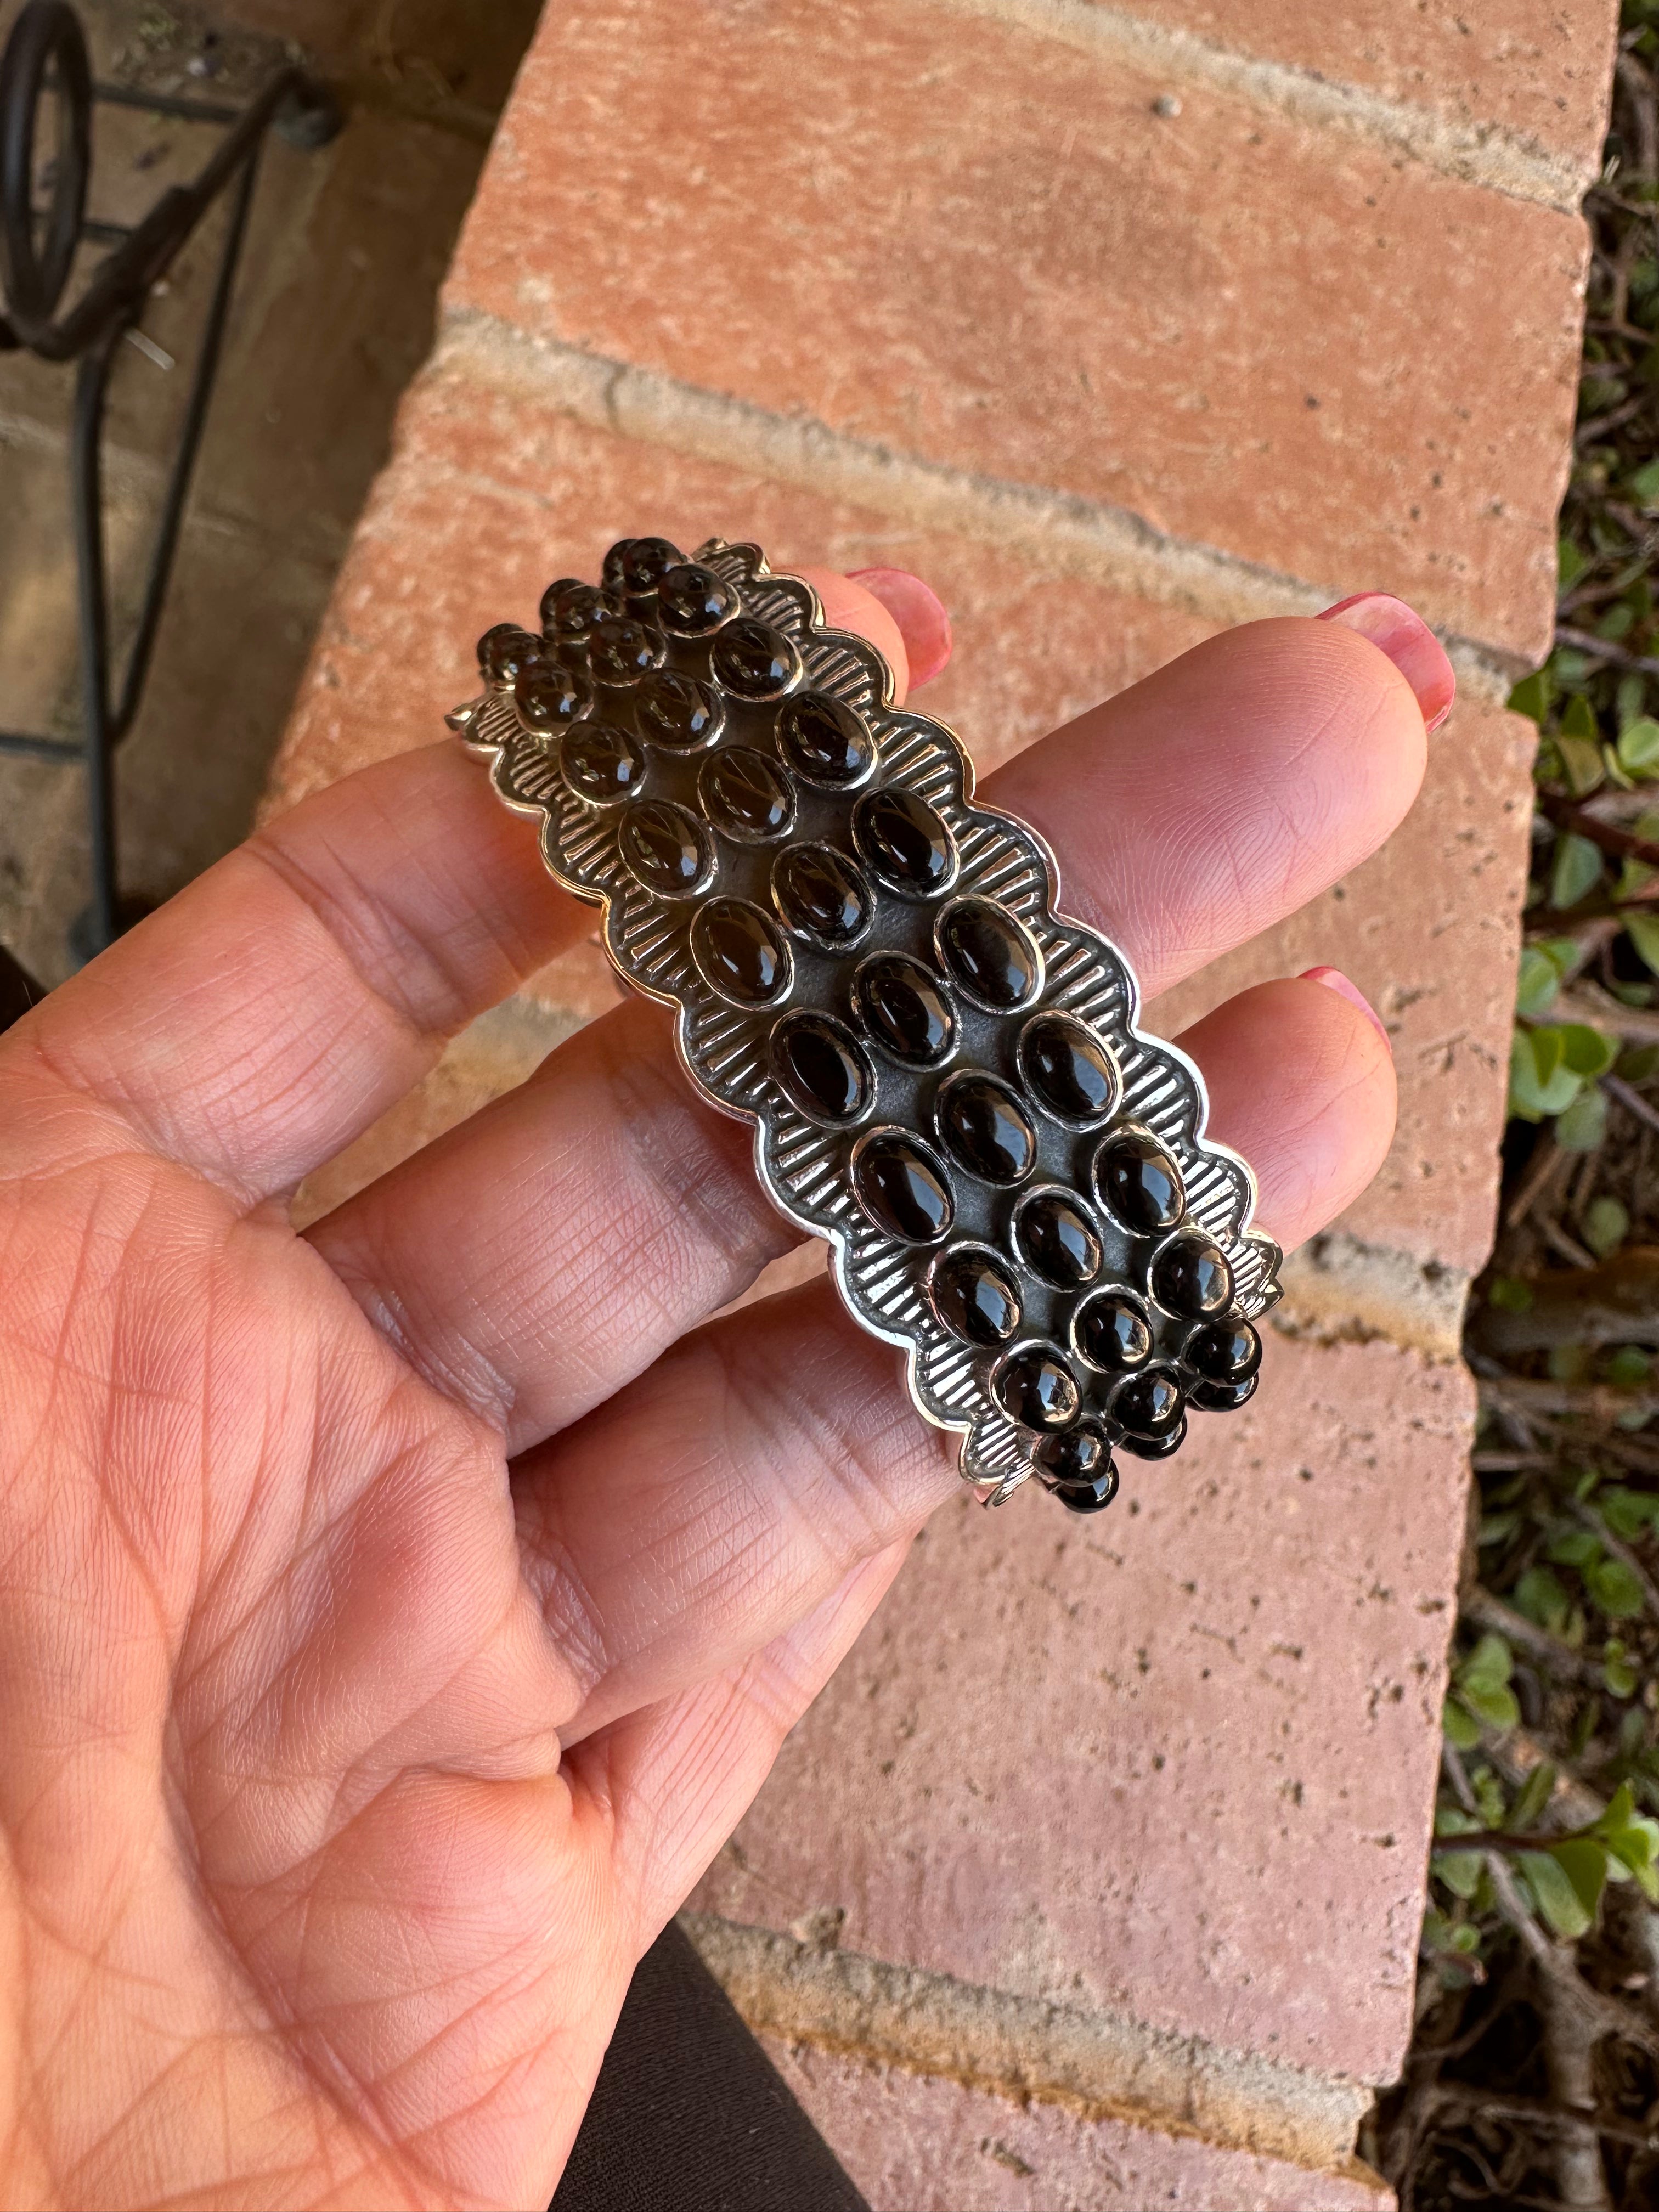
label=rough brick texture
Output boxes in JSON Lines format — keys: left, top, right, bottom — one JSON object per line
{"left": 445, "top": 0, "right": 1586, "bottom": 663}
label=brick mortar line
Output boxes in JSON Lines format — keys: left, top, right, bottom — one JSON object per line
{"left": 428, "top": 311, "right": 1522, "bottom": 698}
{"left": 681, "top": 1911, "right": 1378, "bottom": 2175}
{"left": 938, "top": 0, "right": 1591, "bottom": 212}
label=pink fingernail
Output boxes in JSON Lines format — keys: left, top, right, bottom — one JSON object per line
{"left": 847, "top": 567, "right": 953, "bottom": 689}
{"left": 1316, "top": 592, "right": 1455, "bottom": 735}
{"left": 1300, "top": 966, "right": 1392, "bottom": 1052}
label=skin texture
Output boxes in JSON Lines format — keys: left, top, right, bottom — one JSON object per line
{"left": 0, "top": 571, "right": 1435, "bottom": 2209}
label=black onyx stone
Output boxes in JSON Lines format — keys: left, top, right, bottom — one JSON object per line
{"left": 937, "top": 899, "right": 1039, "bottom": 1009}
{"left": 1118, "top": 1417, "right": 1187, "bottom": 1462}
{"left": 1073, "top": 1291, "right": 1153, "bottom": 1374}
{"left": 774, "top": 844, "right": 871, "bottom": 945}
{"left": 1149, "top": 1233, "right": 1234, "bottom": 1319}
{"left": 1035, "top": 1421, "right": 1116, "bottom": 1493}
{"left": 540, "top": 580, "right": 618, "bottom": 643}
{"left": 775, "top": 692, "right": 876, "bottom": 786}
{"left": 702, "top": 748, "right": 794, "bottom": 843}
{"left": 1019, "top": 1013, "right": 1121, "bottom": 1125}
{"left": 637, "top": 669, "right": 724, "bottom": 751}
{"left": 710, "top": 618, "right": 801, "bottom": 700}
{"left": 1014, "top": 1190, "right": 1101, "bottom": 1289}
{"left": 994, "top": 1346, "right": 1080, "bottom": 1433}
{"left": 515, "top": 659, "right": 593, "bottom": 732}
{"left": 691, "top": 899, "right": 790, "bottom": 1006}
{"left": 658, "top": 562, "right": 740, "bottom": 637}
{"left": 1188, "top": 1373, "right": 1259, "bottom": 1414}
{"left": 935, "top": 1075, "right": 1035, "bottom": 1186}
{"left": 852, "top": 955, "right": 954, "bottom": 1065}
{"left": 617, "top": 536, "right": 683, "bottom": 596}
{"left": 1094, "top": 1129, "right": 1185, "bottom": 1234}
{"left": 771, "top": 1013, "right": 872, "bottom": 1126}
{"left": 1053, "top": 1469, "right": 1121, "bottom": 1515}
{"left": 478, "top": 623, "right": 542, "bottom": 684}
{"left": 589, "top": 614, "right": 664, "bottom": 686}
{"left": 1109, "top": 1365, "right": 1185, "bottom": 1441}
{"left": 618, "top": 801, "right": 711, "bottom": 896}
{"left": 1183, "top": 1320, "right": 1262, "bottom": 1384}
{"left": 854, "top": 1132, "right": 954, "bottom": 1245}
{"left": 931, "top": 1246, "right": 1021, "bottom": 1348}
{"left": 561, "top": 722, "right": 646, "bottom": 805}
{"left": 854, "top": 789, "right": 955, "bottom": 896}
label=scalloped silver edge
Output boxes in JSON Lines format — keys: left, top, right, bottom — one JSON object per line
{"left": 450, "top": 541, "right": 1281, "bottom": 1505}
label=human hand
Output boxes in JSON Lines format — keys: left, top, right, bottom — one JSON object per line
{"left": 0, "top": 569, "right": 1442, "bottom": 2207}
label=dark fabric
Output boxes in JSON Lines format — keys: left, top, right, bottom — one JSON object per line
{"left": 0, "top": 945, "right": 40, "bottom": 1035}
{"left": 551, "top": 1922, "right": 870, "bottom": 2212}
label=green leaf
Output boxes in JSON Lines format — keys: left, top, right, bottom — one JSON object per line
{"left": 1558, "top": 737, "right": 1606, "bottom": 798}
{"left": 1479, "top": 1508, "right": 1521, "bottom": 1545}
{"left": 1587, "top": 1555, "right": 1647, "bottom": 1618}
{"left": 1620, "top": 673, "right": 1650, "bottom": 729}
{"left": 1487, "top": 1276, "right": 1534, "bottom": 1312}
{"left": 1564, "top": 694, "right": 1601, "bottom": 740}
{"left": 1509, "top": 1762, "right": 1558, "bottom": 1832}
{"left": 1555, "top": 1082, "right": 1609, "bottom": 1153}
{"left": 1606, "top": 1646, "right": 1639, "bottom": 1698}
{"left": 1510, "top": 1028, "right": 1583, "bottom": 1121}
{"left": 1508, "top": 670, "right": 1550, "bottom": 724}
{"left": 1618, "top": 1042, "right": 1659, "bottom": 1080}
{"left": 1514, "top": 1564, "right": 1572, "bottom": 1633}
{"left": 1432, "top": 1848, "right": 1484, "bottom": 1900}
{"left": 1521, "top": 1847, "right": 1596, "bottom": 1936}
{"left": 1620, "top": 716, "right": 1659, "bottom": 776}
{"left": 1460, "top": 1681, "right": 1521, "bottom": 1732}
{"left": 1516, "top": 945, "right": 1564, "bottom": 1017}
{"left": 1553, "top": 1838, "right": 1611, "bottom": 1920}
{"left": 1626, "top": 910, "right": 1659, "bottom": 977}
{"left": 1584, "top": 1195, "right": 1631, "bottom": 1256}
{"left": 1442, "top": 1695, "right": 1481, "bottom": 1750}
{"left": 1559, "top": 539, "right": 1590, "bottom": 593}
{"left": 1458, "top": 1633, "right": 1514, "bottom": 1695}
{"left": 1630, "top": 458, "right": 1659, "bottom": 508}
{"left": 1600, "top": 602, "right": 1637, "bottom": 642}
{"left": 1607, "top": 1346, "right": 1654, "bottom": 1387}
{"left": 1548, "top": 1527, "right": 1603, "bottom": 1568}
{"left": 1600, "top": 1485, "right": 1659, "bottom": 1538}
{"left": 1553, "top": 832, "right": 1605, "bottom": 910}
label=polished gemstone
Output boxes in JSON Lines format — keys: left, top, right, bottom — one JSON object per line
{"left": 1094, "top": 1128, "right": 1185, "bottom": 1234}
{"left": 540, "top": 580, "right": 618, "bottom": 642}
{"left": 616, "top": 536, "right": 683, "bottom": 596}
{"left": 637, "top": 669, "right": 724, "bottom": 751}
{"left": 773, "top": 844, "right": 871, "bottom": 945}
{"left": 691, "top": 899, "right": 791, "bottom": 1005}
{"left": 702, "top": 747, "right": 794, "bottom": 842}
{"left": 1019, "top": 1013, "right": 1121, "bottom": 1125}
{"left": 1182, "top": 1319, "right": 1262, "bottom": 1383}
{"left": 930, "top": 1246, "right": 1020, "bottom": 1347}
{"left": 561, "top": 721, "right": 646, "bottom": 805}
{"left": 1188, "top": 1373, "right": 1259, "bottom": 1413}
{"left": 1053, "top": 1468, "right": 1120, "bottom": 1514}
{"left": 1035, "top": 1421, "right": 1115, "bottom": 1491}
{"left": 853, "top": 1132, "right": 954, "bottom": 1244}
{"left": 851, "top": 955, "right": 954, "bottom": 1065}
{"left": 934, "top": 1075, "right": 1035, "bottom": 1186}
{"left": 710, "top": 618, "right": 801, "bottom": 699}
{"left": 775, "top": 692, "right": 876, "bottom": 786}
{"left": 937, "top": 898, "right": 1039, "bottom": 1008}
{"left": 515, "top": 659, "right": 593, "bottom": 731}
{"left": 853, "top": 788, "right": 955, "bottom": 895}
{"left": 994, "top": 1345, "right": 1080, "bottom": 1432}
{"left": 1109, "top": 1365, "right": 1184, "bottom": 1440}
{"left": 658, "top": 562, "right": 740, "bottom": 637}
{"left": 1013, "top": 1190, "right": 1101, "bottom": 1289}
{"left": 1117, "top": 1417, "right": 1187, "bottom": 1461}
{"left": 770, "top": 1012, "right": 872, "bottom": 1126}
{"left": 589, "top": 614, "right": 664, "bottom": 686}
{"left": 478, "top": 623, "right": 543, "bottom": 684}
{"left": 1073, "top": 1291, "right": 1153, "bottom": 1373}
{"left": 618, "top": 800, "right": 712, "bottom": 895}
{"left": 1150, "top": 1232, "right": 1234, "bottom": 1318}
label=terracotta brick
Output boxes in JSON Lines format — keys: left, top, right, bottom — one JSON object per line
{"left": 1126, "top": 0, "right": 1618, "bottom": 178}
{"left": 692, "top": 1333, "right": 1470, "bottom": 2085}
{"left": 764, "top": 2040, "right": 1392, "bottom": 2212}
{"left": 445, "top": 0, "right": 1587, "bottom": 661}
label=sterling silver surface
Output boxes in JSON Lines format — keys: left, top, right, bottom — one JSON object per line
{"left": 450, "top": 537, "right": 1282, "bottom": 1511}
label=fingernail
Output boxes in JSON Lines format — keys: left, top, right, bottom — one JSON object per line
{"left": 1300, "top": 966, "right": 1392, "bottom": 1052}
{"left": 847, "top": 567, "right": 953, "bottom": 689}
{"left": 1316, "top": 592, "right": 1455, "bottom": 735}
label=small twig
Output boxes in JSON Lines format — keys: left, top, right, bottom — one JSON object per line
{"left": 1464, "top": 1585, "right": 1604, "bottom": 1688}
{"left": 1478, "top": 1372, "right": 1659, "bottom": 1426}
{"left": 1556, "top": 623, "right": 1659, "bottom": 679}
{"left": 1603, "top": 1069, "right": 1659, "bottom": 1136}
{"left": 1506, "top": 1136, "right": 1572, "bottom": 1231}
{"left": 1554, "top": 983, "right": 1659, "bottom": 1045}
{"left": 1537, "top": 788, "right": 1659, "bottom": 870}
{"left": 1540, "top": 1216, "right": 1600, "bottom": 1270}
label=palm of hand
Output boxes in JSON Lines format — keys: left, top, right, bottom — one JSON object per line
{"left": 0, "top": 575, "right": 1430, "bottom": 2208}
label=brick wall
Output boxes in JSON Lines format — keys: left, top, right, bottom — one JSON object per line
{"left": 264, "top": 3, "right": 1618, "bottom": 2202}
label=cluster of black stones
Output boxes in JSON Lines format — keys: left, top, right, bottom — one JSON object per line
{"left": 476, "top": 537, "right": 1262, "bottom": 1513}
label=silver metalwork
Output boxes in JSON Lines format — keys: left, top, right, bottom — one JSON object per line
{"left": 450, "top": 537, "right": 1281, "bottom": 1511}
